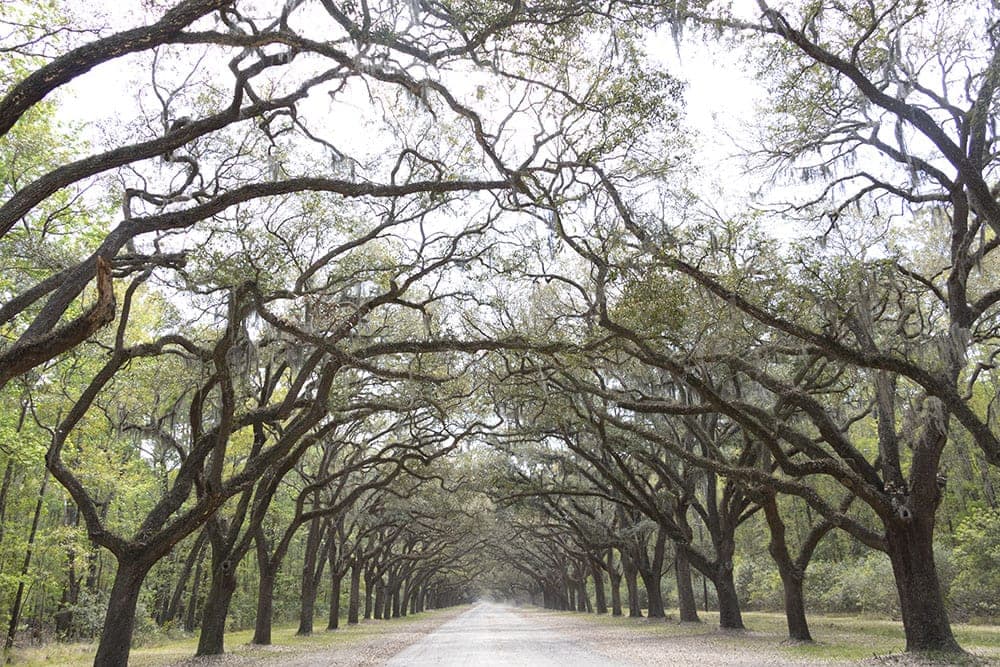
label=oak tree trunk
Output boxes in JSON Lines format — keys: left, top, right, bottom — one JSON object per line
{"left": 675, "top": 550, "right": 700, "bottom": 623}
{"left": 252, "top": 567, "right": 277, "bottom": 645}
{"left": 196, "top": 563, "right": 237, "bottom": 656}
{"left": 348, "top": 562, "right": 361, "bottom": 624}
{"left": 93, "top": 557, "right": 153, "bottom": 667}
{"left": 885, "top": 518, "right": 962, "bottom": 653}
{"left": 328, "top": 573, "right": 342, "bottom": 630}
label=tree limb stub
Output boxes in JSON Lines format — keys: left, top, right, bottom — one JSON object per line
{"left": 0, "top": 256, "right": 115, "bottom": 389}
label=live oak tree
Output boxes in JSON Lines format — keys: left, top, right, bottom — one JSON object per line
{"left": 5, "top": 0, "right": 1000, "bottom": 661}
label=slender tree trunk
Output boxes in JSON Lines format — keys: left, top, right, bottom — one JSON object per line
{"left": 92, "top": 557, "right": 153, "bottom": 667}
{"left": 185, "top": 546, "right": 206, "bottom": 632}
{"left": 348, "top": 562, "right": 361, "bottom": 624}
{"left": 675, "top": 550, "right": 700, "bottom": 623}
{"left": 165, "top": 530, "right": 208, "bottom": 625}
{"left": 5, "top": 468, "right": 49, "bottom": 650}
{"left": 0, "top": 460, "right": 14, "bottom": 546}
{"left": 55, "top": 503, "right": 81, "bottom": 637}
{"left": 885, "top": 519, "right": 962, "bottom": 653}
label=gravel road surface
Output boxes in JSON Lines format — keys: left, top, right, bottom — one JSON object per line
{"left": 385, "top": 602, "right": 627, "bottom": 666}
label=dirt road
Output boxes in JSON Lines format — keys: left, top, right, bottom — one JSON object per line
{"left": 385, "top": 602, "right": 627, "bottom": 666}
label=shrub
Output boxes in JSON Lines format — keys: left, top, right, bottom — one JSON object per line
{"left": 950, "top": 507, "right": 1000, "bottom": 619}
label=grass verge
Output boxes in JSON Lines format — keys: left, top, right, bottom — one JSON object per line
{"left": 524, "top": 607, "right": 1000, "bottom": 664}
{"left": 3, "top": 607, "right": 465, "bottom": 666}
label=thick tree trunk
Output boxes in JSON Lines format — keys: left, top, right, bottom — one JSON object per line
{"left": 591, "top": 561, "right": 608, "bottom": 614}
{"left": 778, "top": 568, "right": 810, "bottom": 641}
{"left": 328, "top": 572, "right": 342, "bottom": 630}
{"left": 622, "top": 555, "right": 642, "bottom": 618}
{"left": 675, "top": 550, "right": 700, "bottom": 623}
{"left": 408, "top": 584, "right": 420, "bottom": 614}
{"left": 364, "top": 569, "right": 375, "bottom": 619}
{"left": 714, "top": 567, "right": 744, "bottom": 630}
{"left": 761, "top": 493, "right": 811, "bottom": 640}
{"left": 607, "top": 550, "right": 622, "bottom": 617}
{"left": 391, "top": 578, "right": 401, "bottom": 618}
{"left": 576, "top": 577, "right": 589, "bottom": 612}
{"left": 296, "top": 519, "right": 325, "bottom": 636}
{"left": 252, "top": 566, "right": 277, "bottom": 645}
{"left": 196, "top": 564, "right": 238, "bottom": 656}
{"left": 374, "top": 580, "right": 384, "bottom": 620}
{"left": 385, "top": 579, "right": 396, "bottom": 619}
{"left": 93, "top": 557, "right": 153, "bottom": 667}
{"left": 348, "top": 562, "right": 361, "bottom": 624}
{"left": 638, "top": 567, "right": 665, "bottom": 618}
{"left": 885, "top": 519, "right": 962, "bottom": 653}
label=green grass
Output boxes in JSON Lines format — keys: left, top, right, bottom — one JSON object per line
{"left": 3, "top": 607, "right": 463, "bottom": 666}
{"left": 533, "top": 607, "right": 1000, "bottom": 663}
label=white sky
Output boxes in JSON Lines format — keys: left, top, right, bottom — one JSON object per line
{"left": 49, "top": 2, "right": 765, "bottom": 190}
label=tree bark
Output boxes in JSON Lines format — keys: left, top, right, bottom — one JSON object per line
{"left": 348, "top": 561, "right": 361, "bottom": 624}
{"left": 607, "top": 549, "right": 622, "bottom": 617}
{"left": 196, "top": 561, "right": 238, "bottom": 656}
{"left": 364, "top": 568, "right": 375, "bottom": 619}
{"left": 591, "top": 560, "right": 607, "bottom": 614}
{"left": 92, "top": 557, "right": 153, "bottom": 667}
{"left": 638, "top": 529, "right": 667, "bottom": 618}
{"left": 296, "top": 518, "right": 325, "bottom": 636}
{"left": 714, "top": 565, "right": 744, "bottom": 630}
{"left": 675, "top": 550, "right": 700, "bottom": 623}
{"left": 576, "top": 576, "right": 589, "bottom": 612}
{"left": 885, "top": 518, "right": 962, "bottom": 653}
{"left": 374, "top": 579, "right": 384, "bottom": 620}
{"left": 252, "top": 566, "right": 277, "bottom": 645}
{"left": 621, "top": 552, "right": 642, "bottom": 618}
{"left": 328, "top": 572, "right": 342, "bottom": 630}
{"left": 761, "top": 494, "right": 811, "bottom": 640}
{"left": 779, "top": 568, "right": 810, "bottom": 641}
